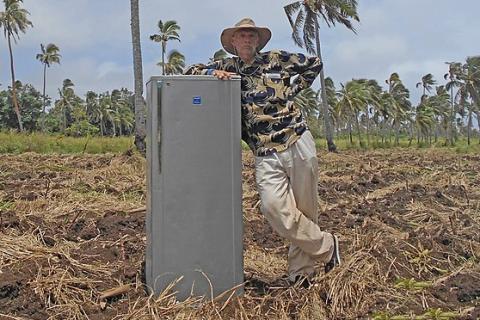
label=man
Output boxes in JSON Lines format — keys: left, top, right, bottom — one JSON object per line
{"left": 184, "top": 18, "right": 340, "bottom": 287}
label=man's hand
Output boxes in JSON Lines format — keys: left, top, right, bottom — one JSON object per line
{"left": 212, "top": 70, "right": 237, "bottom": 80}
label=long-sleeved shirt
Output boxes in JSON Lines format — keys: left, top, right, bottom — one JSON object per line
{"left": 184, "top": 50, "right": 322, "bottom": 156}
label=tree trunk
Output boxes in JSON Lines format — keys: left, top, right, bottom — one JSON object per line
{"left": 8, "top": 34, "right": 23, "bottom": 132}
{"left": 348, "top": 121, "right": 353, "bottom": 145}
{"left": 365, "top": 106, "right": 370, "bottom": 147}
{"left": 63, "top": 106, "right": 67, "bottom": 132}
{"left": 162, "top": 42, "right": 166, "bottom": 75}
{"left": 448, "top": 86, "right": 455, "bottom": 146}
{"left": 42, "top": 63, "right": 47, "bottom": 131}
{"left": 394, "top": 120, "right": 400, "bottom": 146}
{"left": 130, "top": 0, "right": 146, "bottom": 154}
{"left": 408, "top": 122, "right": 414, "bottom": 147}
{"left": 467, "top": 109, "right": 472, "bottom": 146}
{"left": 476, "top": 111, "right": 480, "bottom": 144}
{"left": 354, "top": 113, "right": 363, "bottom": 147}
{"left": 314, "top": 19, "right": 336, "bottom": 152}
{"left": 466, "top": 86, "right": 480, "bottom": 146}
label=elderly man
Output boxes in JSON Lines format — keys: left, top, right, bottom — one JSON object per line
{"left": 184, "top": 18, "right": 340, "bottom": 287}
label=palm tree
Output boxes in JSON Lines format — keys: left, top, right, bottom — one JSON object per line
{"left": 323, "top": 77, "right": 339, "bottom": 133}
{"left": 96, "top": 92, "right": 116, "bottom": 136}
{"left": 453, "top": 56, "right": 480, "bottom": 145}
{"left": 56, "top": 79, "right": 76, "bottom": 132}
{"left": 416, "top": 73, "right": 436, "bottom": 97}
{"left": 415, "top": 97, "right": 435, "bottom": 144}
{"left": 115, "top": 101, "right": 134, "bottom": 136}
{"left": 0, "top": 0, "right": 33, "bottom": 131}
{"left": 415, "top": 74, "right": 437, "bottom": 144}
{"left": 385, "top": 73, "right": 411, "bottom": 145}
{"left": 150, "top": 20, "right": 180, "bottom": 75}
{"left": 209, "top": 49, "right": 228, "bottom": 62}
{"left": 444, "top": 62, "right": 462, "bottom": 145}
{"left": 110, "top": 89, "right": 134, "bottom": 136}
{"left": 36, "top": 43, "right": 61, "bottom": 131}
{"left": 335, "top": 79, "right": 370, "bottom": 147}
{"left": 294, "top": 87, "right": 318, "bottom": 118}
{"left": 130, "top": 0, "right": 146, "bottom": 153}
{"left": 85, "top": 90, "right": 99, "bottom": 126}
{"left": 358, "top": 79, "right": 382, "bottom": 146}
{"left": 430, "top": 85, "right": 451, "bottom": 143}
{"left": 284, "top": 0, "right": 359, "bottom": 152}
{"left": 157, "top": 49, "right": 185, "bottom": 75}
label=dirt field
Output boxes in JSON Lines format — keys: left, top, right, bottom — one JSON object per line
{"left": 0, "top": 149, "right": 479, "bottom": 319}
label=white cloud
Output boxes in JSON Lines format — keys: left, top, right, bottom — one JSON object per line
{"left": 0, "top": 0, "right": 479, "bottom": 107}
{"left": 19, "top": 0, "right": 131, "bottom": 51}
{"left": 334, "top": 35, "right": 408, "bottom": 64}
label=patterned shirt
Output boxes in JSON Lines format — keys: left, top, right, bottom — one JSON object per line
{"left": 184, "top": 50, "right": 322, "bottom": 156}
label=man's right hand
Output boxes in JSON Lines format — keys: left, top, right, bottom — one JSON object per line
{"left": 212, "top": 70, "right": 237, "bottom": 80}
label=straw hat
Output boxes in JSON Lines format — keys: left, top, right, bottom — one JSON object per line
{"left": 220, "top": 18, "right": 271, "bottom": 55}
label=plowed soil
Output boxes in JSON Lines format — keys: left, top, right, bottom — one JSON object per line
{"left": 0, "top": 149, "right": 479, "bottom": 319}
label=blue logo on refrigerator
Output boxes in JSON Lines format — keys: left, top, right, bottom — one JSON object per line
{"left": 192, "top": 96, "right": 202, "bottom": 105}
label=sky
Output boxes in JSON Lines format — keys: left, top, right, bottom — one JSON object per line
{"left": 0, "top": 0, "right": 479, "bottom": 106}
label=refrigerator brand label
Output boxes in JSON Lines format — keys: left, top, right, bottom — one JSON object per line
{"left": 192, "top": 96, "right": 202, "bottom": 105}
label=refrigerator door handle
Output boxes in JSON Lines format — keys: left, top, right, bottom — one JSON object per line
{"left": 157, "top": 81, "right": 163, "bottom": 174}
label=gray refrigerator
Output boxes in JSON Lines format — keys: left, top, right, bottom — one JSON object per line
{"left": 145, "top": 75, "right": 244, "bottom": 301}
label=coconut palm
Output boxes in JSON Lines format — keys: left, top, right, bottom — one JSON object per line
{"left": 36, "top": 43, "right": 61, "bottom": 131}
{"left": 444, "top": 62, "right": 463, "bottom": 145}
{"left": 385, "top": 73, "right": 411, "bottom": 145}
{"left": 150, "top": 20, "right": 180, "bottom": 75}
{"left": 0, "top": 0, "right": 33, "bottom": 131}
{"left": 109, "top": 89, "right": 134, "bottom": 136}
{"left": 335, "top": 79, "right": 370, "bottom": 147}
{"left": 415, "top": 97, "right": 435, "bottom": 144}
{"left": 430, "top": 85, "right": 451, "bottom": 143}
{"left": 115, "top": 101, "right": 134, "bottom": 136}
{"left": 85, "top": 90, "right": 99, "bottom": 126}
{"left": 56, "top": 79, "right": 76, "bottom": 132}
{"left": 358, "top": 79, "right": 382, "bottom": 146}
{"left": 294, "top": 87, "right": 318, "bottom": 118}
{"left": 209, "top": 49, "right": 228, "bottom": 62}
{"left": 323, "top": 77, "right": 339, "bottom": 132}
{"left": 414, "top": 74, "right": 437, "bottom": 144}
{"left": 96, "top": 92, "right": 116, "bottom": 137}
{"left": 157, "top": 49, "right": 185, "bottom": 75}
{"left": 284, "top": 0, "right": 359, "bottom": 152}
{"left": 452, "top": 56, "right": 480, "bottom": 145}
{"left": 130, "top": 0, "right": 146, "bottom": 152}
{"left": 416, "top": 73, "right": 436, "bottom": 97}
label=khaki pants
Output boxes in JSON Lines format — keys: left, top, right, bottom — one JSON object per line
{"left": 255, "top": 131, "right": 334, "bottom": 280}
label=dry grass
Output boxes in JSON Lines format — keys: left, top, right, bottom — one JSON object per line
{"left": 0, "top": 149, "right": 479, "bottom": 319}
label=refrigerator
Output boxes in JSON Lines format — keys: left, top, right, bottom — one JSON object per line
{"left": 145, "top": 75, "right": 243, "bottom": 301}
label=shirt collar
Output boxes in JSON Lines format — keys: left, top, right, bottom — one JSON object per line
{"left": 236, "top": 52, "right": 262, "bottom": 68}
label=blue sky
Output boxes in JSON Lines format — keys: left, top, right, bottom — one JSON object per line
{"left": 0, "top": 0, "right": 479, "bottom": 106}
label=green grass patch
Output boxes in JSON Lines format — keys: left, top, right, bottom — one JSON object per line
{"left": 0, "top": 132, "right": 134, "bottom": 154}
{"left": 314, "top": 135, "right": 480, "bottom": 154}
{"left": 1, "top": 132, "right": 479, "bottom": 155}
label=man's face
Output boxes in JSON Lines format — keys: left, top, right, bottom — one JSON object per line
{"left": 231, "top": 29, "right": 259, "bottom": 59}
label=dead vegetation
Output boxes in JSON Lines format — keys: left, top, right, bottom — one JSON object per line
{"left": 0, "top": 149, "right": 479, "bottom": 319}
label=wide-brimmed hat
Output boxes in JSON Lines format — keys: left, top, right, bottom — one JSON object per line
{"left": 220, "top": 18, "right": 271, "bottom": 55}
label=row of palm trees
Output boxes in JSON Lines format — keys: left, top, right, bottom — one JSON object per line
{"left": 3, "top": 0, "right": 478, "bottom": 148}
{"left": 145, "top": 12, "right": 479, "bottom": 148}
{"left": 149, "top": 19, "right": 228, "bottom": 75}
{"left": 0, "top": 0, "right": 32, "bottom": 132}
{"left": 0, "top": 0, "right": 62, "bottom": 133}
{"left": 48, "top": 80, "right": 135, "bottom": 136}
{"left": 294, "top": 56, "right": 480, "bottom": 147}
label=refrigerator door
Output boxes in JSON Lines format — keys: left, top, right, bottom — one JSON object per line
{"left": 146, "top": 76, "right": 243, "bottom": 301}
